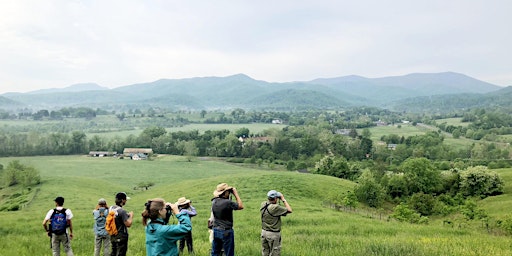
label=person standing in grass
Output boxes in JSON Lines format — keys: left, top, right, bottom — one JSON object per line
{"left": 93, "top": 198, "right": 110, "bottom": 256}
{"left": 175, "top": 197, "right": 197, "bottom": 255}
{"left": 42, "top": 196, "right": 74, "bottom": 256}
{"left": 110, "top": 192, "right": 134, "bottom": 256}
{"left": 211, "top": 183, "right": 244, "bottom": 256}
{"left": 260, "top": 190, "right": 292, "bottom": 256}
{"left": 142, "top": 198, "right": 192, "bottom": 256}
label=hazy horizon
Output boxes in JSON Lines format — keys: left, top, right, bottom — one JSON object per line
{"left": 1, "top": 1, "right": 511, "bottom": 94}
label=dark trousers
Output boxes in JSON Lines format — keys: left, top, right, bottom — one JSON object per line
{"left": 211, "top": 228, "right": 233, "bottom": 256}
{"left": 179, "top": 231, "right": 194, "bottom": 254}
{"left": 110, "top": 235, "right": 128, "bottom": 256}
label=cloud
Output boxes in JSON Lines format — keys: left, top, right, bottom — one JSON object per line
{"left": 0, "top": 0, "right": 511, "bottom": 94}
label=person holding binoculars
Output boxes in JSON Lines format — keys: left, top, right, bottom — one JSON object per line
{"left": 142, "top": 198, "right": 192, "bottom": 256}
{"left": 210, "top": 183, "right": 244, "bottom": 256}
{"left": 175, "top": 197, "right": 197, "bottom": 255}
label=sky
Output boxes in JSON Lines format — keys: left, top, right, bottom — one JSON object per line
{"left": 1, "top": 1, "right": 511, "bottom": 94}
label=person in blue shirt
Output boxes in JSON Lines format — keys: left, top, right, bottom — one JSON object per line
{"left": 92, "top": 198, "right": 110, "bottom": 256}
{"left": 175, "top": 197, "right": 197, "bottom": 255}
{"left": 142, "top": 198, "right": 192, "bottom": 256}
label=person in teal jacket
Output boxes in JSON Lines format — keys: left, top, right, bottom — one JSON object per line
{"left": 142, "top": 198, "right": 192, "bottom": 256}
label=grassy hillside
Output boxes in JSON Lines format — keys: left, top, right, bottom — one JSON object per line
{"left": 1, "top": 155, "right": 512, "bottom": 255}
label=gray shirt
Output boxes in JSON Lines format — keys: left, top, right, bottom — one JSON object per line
{"left": 212, "top": 197, "right": 239, "bottom": 229}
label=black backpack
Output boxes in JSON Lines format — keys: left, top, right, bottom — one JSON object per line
{"left": 50, "top": 208, "right": 68, "bottom": 235}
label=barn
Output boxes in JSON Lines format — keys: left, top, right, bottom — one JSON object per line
{"left": 123, "top": 148, "right": 153, "bottom": 160}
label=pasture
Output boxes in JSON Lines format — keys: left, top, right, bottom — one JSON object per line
{"left": 1, "top": 155, "right": 512, "bottom": 255}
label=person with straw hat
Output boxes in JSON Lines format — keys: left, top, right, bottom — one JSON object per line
{"left": 175, "top": 197, "right": 197, "bottom": 255}
{"left": 210, "top": 183, "right": 244, "bottom": 256}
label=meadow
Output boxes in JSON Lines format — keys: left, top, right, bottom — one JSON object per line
{"left": 1, "top": 155, "right": 512, "bottom": 255}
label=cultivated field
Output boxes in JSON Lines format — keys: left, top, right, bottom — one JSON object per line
{"left": 1, "top": 155, "right": 512, "bottom": 255}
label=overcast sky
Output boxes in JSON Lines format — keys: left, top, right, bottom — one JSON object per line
{"left": 1, "top": 1, "right": 511, "bottom": 94}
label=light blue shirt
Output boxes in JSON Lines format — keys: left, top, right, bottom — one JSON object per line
{"left": 145, "top": 213, "right": 192, "bottom": 256}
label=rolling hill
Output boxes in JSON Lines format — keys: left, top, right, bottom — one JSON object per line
{"left": 0, "top": 72, "right": 506, "bottom": 112}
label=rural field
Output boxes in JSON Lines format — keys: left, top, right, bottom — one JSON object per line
{"left": 1, "top": 155, "right": 512, "bottom": 255}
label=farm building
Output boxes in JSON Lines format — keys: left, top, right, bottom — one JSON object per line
{"left": 89, "top": 151, "right": 117, "bottom": 157}
{"left": 123, "top": 148, "right": 153, "bottom": 160}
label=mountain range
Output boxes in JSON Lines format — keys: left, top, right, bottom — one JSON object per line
{"left": 1, "top": 72, "right": 510, "bottom": 113}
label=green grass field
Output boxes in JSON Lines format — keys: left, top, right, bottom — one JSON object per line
{"left": 2, "top": 155, "right": 512, "bottom": 255}
{"left": 87, "top": 123, "right": 286, "bottom": 138}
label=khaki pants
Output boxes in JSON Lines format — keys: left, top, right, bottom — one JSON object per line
{"left": 94, "top": 234, "right": 111, "bottom": 256}
{"left": 261, "top": 229, "right": 281, "bottom": 256}
{"left": 51, "top": 233, "right": 74, "bottom": 256}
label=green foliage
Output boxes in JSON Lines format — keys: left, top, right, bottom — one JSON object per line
{"left": 142, "top": 126, "right": 167, "bottom": 139}
{"left": 2, "top": 160, "right": 40, "bottom": 187}
{"left": 460, "top": 199, "right": 487, "bottom": 221}
{"left": 459, "top": 166, "right": 504, "bottom": 198}
{"left": 407, "top": 193, "right": 436, "bottom": 216}
{"left": 391, "top": 203, "right": 422, "bottom": 223}
{"left": 400, "top": 158, "right": 442, "bottom": 195}
{"left": 499, "top": 215, "right": 512, "bottom": 235}
{"left": 314, "top": 155, "right": 350, "bottom": 179}
{"left": 354, "top": 169, "right": 386, "bottom": 208}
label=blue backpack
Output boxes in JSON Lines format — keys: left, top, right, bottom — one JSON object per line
{"left": 94, "top": 207, "right": 108, "bottom": 236}
{"left": 50, "top": 208, "right": 68, "bottom": 235}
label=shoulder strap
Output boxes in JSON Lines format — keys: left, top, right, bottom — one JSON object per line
{"left": 261, "top": 203, "right": 279, "bottom": 218}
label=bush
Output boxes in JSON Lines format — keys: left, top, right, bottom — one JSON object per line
{"left": 459, "top": 166, "right": 504, "bottom": 198}
{"left": 391, "top": 203, "right": 421, "bottom": 223}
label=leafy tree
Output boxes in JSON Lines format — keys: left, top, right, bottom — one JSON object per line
{"left": 354, "top": 169, "right": 386, "bottom": 208}
{"left": 460, "top": 199, "right": 487, "bottom": 221}
{"left": 143, "top": 126, "right": 167, "bottom": 139}
{"left": 71, "top": 131, "right": 87, "bottom": 154}
{"left": 391, "top": 202, "right": 422, "bottom": 223}
{"left": 400, "top": 157, "right": 442, "bottom": 196}
{"left": 408, "top": 192, "right": 436, "bottom": 216}
{"left": 382, "top": 172, "right": 409, "bottom": 199}
{"left": 2, "top": 160, "right": 40, "bottom": 187}
{"left": 348, "top": 128, "right": 358, "bottom": 138}
{"left": 343, "top": 191, "right": 358, "bottom": 210}
{"left": 200, "top": 110, "right": 207, "bottom": 118}
{"left": 234, "top": 127, "right": 250, "bottom": 138}
{"left": 459, "top": 166, "right": 504, "bottom": 198}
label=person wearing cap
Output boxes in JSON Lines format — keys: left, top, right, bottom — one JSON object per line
{"left": 42, "top": 196, "right": 75, "bottom": 256}
{"left": 92, "top": 198, "right": 110, "bottom": 256}
{"left": 176, "top": 197, "right": 197, "bottom": 255}
{"left": 260, "top": 190, "right": 292, "bottom": 256}
{"left": 141, "top": 198, "right": 192, "bottom": 256}
{"left": 109, "top": 192, "right": 134, "bottom": 256}
{"left": 211, "top": 183, "right": 244, "bottom": 256}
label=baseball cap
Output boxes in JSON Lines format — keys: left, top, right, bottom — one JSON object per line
{"left": 267, "top": 190, "right": 282, "bottom": 199}
{"left": 116, "top": 192, "right": 130, "bottom": 200}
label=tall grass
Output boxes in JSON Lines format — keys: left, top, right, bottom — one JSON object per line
{"left": 1, "top": 156, "right": 512, "bottom": 255}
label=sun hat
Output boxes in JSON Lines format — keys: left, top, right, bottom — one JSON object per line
{"left": 116, "top": 192, "right": 131, "bottom": 200}
{"left": 176, "top": 197, "right": 191, "bottom": 206}
{"left": 213, "top": 183, "right": 232, "bottom": 197}
{"left": 267, "top": 190, "right": 282, "bottom": 199}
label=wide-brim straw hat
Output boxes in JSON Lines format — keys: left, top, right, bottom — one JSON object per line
{"left": 213, "top": 183, "right": 232, "bottom": 197}
{"left": 175, "top": 197, "right": 191, "bottom": 206}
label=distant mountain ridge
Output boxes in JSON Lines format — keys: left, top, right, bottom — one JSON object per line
{"left": 0, "top": 72, "right": 507, "bottom": 113}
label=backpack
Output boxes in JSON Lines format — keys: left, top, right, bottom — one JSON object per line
{"left": 105, "top": 206, "right": 118, "bottom": 236}
{"left": 50, "top": 208, "right": 68, "bottom": 235}
{"left": 94, "top": 207, "right": 108, "bottom": 236}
